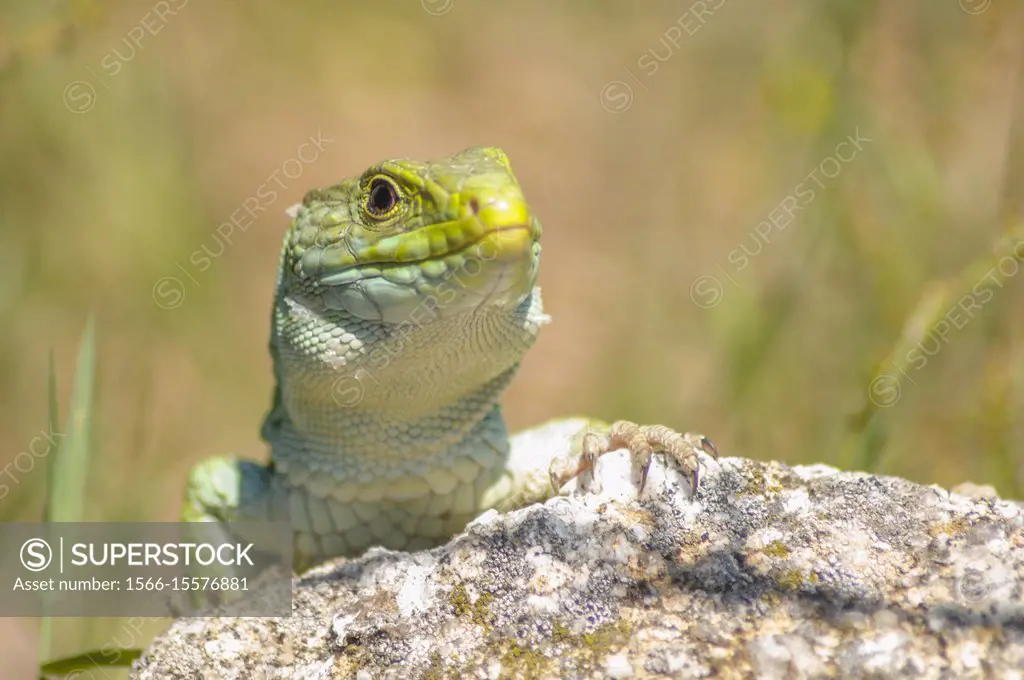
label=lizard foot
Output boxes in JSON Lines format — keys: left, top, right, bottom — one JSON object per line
{"left": 548, "top": 421, "right": 717, "bottom": 496}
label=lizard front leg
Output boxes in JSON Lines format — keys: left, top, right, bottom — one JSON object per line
{"left": 183, "top": 457, "right": 282, "bottom": 525}
{"left": 490, "top": 418, "right": 718, "bottom": 514}
{"left": 550, "top": 421, "right": 718, "bottom": 496}
{"left": 178, "top": 458, "right": 290, "bottom": 608}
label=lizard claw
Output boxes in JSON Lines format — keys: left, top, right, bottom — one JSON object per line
{"left": 549, "top": 421, "right": 718, "bottom": 496}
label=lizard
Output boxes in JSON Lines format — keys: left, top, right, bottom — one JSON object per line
{"left": 182, "top": 146, "right": 716, "bottom": 571}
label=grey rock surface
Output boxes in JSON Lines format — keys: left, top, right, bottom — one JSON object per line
{"left": 133, "top": 451, "right": 1024, "bottom": 679}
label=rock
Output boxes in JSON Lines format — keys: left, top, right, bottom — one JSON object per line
{"left": 951, "top": 482, "right": 1000, "bottom": 499}
{"left": 133, "top": 451, "right": 1024, "bottom": 679}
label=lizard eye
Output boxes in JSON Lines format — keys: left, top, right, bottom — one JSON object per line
{"left": 365, "top": 177, "right": 400, "bottom": 218}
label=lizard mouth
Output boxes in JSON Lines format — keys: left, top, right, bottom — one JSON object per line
{"left": 314, "top": 219, "right": 540, "bottom": 287}
{"left": 312, "top": 218, "right": 541, "bottom": 324}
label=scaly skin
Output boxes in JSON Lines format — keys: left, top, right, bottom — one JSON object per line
{"left": 184, "top": 147, "right": 715, "bottom": 571}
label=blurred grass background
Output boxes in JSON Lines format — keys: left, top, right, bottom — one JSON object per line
{"left": 2, "top": 0, "right": 1023, "bottom": 675}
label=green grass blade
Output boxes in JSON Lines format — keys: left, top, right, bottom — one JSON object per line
{"left": 44, "top": 315, "right": 94, "bottom": 523}
{"left": 39, "top": 648, "right": 142, "bottom": 675}
{"left": 37, "top": 350, "right": 61, "bottom": 663}
{"left": 39, "top": 317, "right": 95, "bottom": 672}
{"left": 43, "top": 349, "right": 60, "bottom": 522}
{"left": 48, "top": 349, "right": 59, "bottom": 438}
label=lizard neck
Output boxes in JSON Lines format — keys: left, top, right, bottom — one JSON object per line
{"left": 265, "top": 286, "right": 548, "bottom": 466}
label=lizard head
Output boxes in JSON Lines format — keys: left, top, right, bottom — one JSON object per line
{"left": 282, "top": 146, "right": 542, "bottom": 324}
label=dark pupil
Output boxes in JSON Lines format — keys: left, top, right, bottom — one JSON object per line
{"left": 370, "top": 181, "right": 396, "bottom": 214}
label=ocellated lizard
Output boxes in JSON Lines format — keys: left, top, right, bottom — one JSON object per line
{"left": 183, "top": 146, "right": 715, "bottom": 571}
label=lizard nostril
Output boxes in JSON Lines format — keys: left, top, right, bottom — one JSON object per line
{"left": 468, "top": 198, "right": 480, "bottom": 215}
